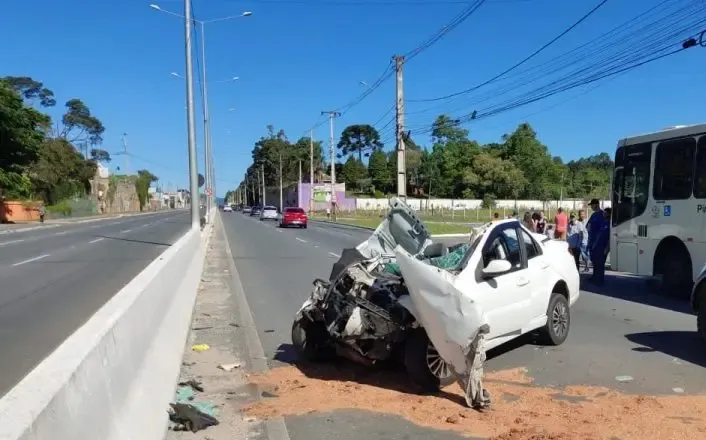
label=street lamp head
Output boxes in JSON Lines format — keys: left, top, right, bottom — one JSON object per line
{"left": 242, "top": 11, "right": 253, "bottom": 16}
{"left": 231, "top": 76, "right": 240, "bottom": 81}
{"left": 359, "top": 81, "right": 368, "bottom": 87}
{"left": 170, "top": 72, "right": 181, "bottom": 78}
{"left": 149, "top": 4, "right": 161, "bottom": 10}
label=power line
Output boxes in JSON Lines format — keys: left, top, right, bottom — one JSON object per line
{"left": 408, "top": 0, "right": 611, "bottom": 103}
{"left": 403, "top": 0, "right": 487, "bottom": 62}
{"left": 407, "top": 0, "right": 696, "bottom": 118}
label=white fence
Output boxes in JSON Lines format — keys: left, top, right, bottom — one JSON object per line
{"left": 354, "top": 198, "right": 611, "bottom": 212}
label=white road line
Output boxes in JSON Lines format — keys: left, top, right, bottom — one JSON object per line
{"left": 0, "top": 239, "right": 24, "bottom": 247}
{"left": 89, "top": 238, "right": 104, "bottom": 244}
{"left": 13, "top": 254, "right": 49, "bottom": 267}
{"left": 55, "top": 231, "right": 68, "bottom": 235}
{"left": 120, "top": 229, "right": 132, "bottom": 233}
{"left": 328, "top": 252, "right": 341, "bottom": 258}
{"left": 295, "top": 237, "right": 307, "bottom": 243}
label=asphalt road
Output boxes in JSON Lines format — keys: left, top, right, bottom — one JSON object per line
{"left": 222, "top": 212, "right": 706, "bottom": 440}
{"left": 0, "top": 210, "right": 191, "bottom": 397}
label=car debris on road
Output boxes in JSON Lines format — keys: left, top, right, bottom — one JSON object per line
{"left": 291, "top": 197, "right": 580, "bottom": 409}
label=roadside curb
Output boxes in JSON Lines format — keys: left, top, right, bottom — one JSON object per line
{"left": 309, "top": 219, "right": 471, "bottom": 238}
{"left": 0, "top": 224, "right": 60, "bottom": 235}
{"left": 0, "top": 210, "right": 181, "bottom": 235}
{"left": 219, "top": 212, "right": 292, "bottom": 440}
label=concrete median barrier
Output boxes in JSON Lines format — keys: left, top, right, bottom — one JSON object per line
{"left": 0, "top": 220, "right": 213, "bottom": 439}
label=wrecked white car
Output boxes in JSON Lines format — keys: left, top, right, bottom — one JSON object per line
{"left": 291, "top": 198, "right": 580, "bottom": 408}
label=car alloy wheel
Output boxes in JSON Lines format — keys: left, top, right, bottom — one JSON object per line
{"left": 551, "top": 301, "right": 569, "bottom": 339}
{"left": 426, "top": 342, "right": 452, "bottom": 380}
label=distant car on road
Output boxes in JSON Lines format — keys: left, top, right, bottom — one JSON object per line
{"left": 250, "top": 206, "right": 262, "bottom": 217}
{"left": 260, "top": 205, "right": 279, "bottom": 221}
{"left": 223, "top": 205, "right": 233, "bottom": 212}
{"left": 280, "top": 207, "right": 308, "bottom": 228}
{"left": 243, "top": 206, "right": 252, "bottom": 214}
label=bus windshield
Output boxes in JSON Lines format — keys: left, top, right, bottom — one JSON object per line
{"left": 612, "top": 143, "right": 651, "bottom": 227}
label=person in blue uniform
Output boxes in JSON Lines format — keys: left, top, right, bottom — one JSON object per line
{"left": 586, "top": 198, "right": 608, "bottom": 285}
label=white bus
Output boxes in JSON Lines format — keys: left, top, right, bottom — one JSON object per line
{"left": 610, "top": 123, "right": 706, "bottom": 299}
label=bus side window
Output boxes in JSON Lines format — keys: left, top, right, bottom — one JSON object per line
{"left": 653, "top": 137, "right": 696, "bottom": 200}
{"left": 695, "top": 137, "right": 706, "bottom": 199}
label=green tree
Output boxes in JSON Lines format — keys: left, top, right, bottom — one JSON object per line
{"left": 28, "top": 138, "right": 97, "bottom": 204}
{"left": 135, "top": 169, "right": 158, "bottom": 210}
{"left": 340, "top": 156, "right": 367, "bottom": 191}
{"left": 2, "top": 76, "right": 56, "bottom": 108}
{"left": 90, "top": 148, "right": 111, "bottom": 163}
{"left": 59, "top": 98, "right": 105, "bottom": 145}
{"left": 500, "top": 123, "right": 554, "bottom": 200}
{"left": 368, "top": 150, "right": 389, "bottom": 193}
{"left": 0, "top": 79, "right": 51, "bottom": 198}
{"left": 463, "top": 152, "right": 526, "bottom": 202}
{"left": 337, "top": 124, "right": 383, "bottom": 161}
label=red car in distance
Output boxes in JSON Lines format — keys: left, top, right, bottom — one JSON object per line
{"left": 280, "top": 207, "right": 308, "bottom": 229}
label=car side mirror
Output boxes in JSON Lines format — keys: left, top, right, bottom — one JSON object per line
{"left": 482, "top": 259, "right": 512, "bottom": 278}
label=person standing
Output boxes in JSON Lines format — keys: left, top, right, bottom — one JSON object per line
{"left": 567, "top": 213, "right": 585, "bottom": 270}
{"left": 38, "top": 203, "right": 46, "bottom": 224}
{"left": 523, "top": 211, "right": 536, "bottom": 231}
{"left": 554, "top": 207, "right": 568, "bottom": 240}
{"left": 586, "top": 198, "right": 608, "bottom": 285}
{"left": 536, "top": 211, "right": 547, "bottom": 234}
{"left": 578, "top": 211, "right": 590, "bottom": 272}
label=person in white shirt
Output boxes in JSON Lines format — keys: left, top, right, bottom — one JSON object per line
{"left": 567, "top": 212, "right": 586, "bottom": 270}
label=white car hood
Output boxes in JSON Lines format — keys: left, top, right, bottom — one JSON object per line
{"left": 356, "top": 197, "right": 432, "bottom": 259}
{"left": 394, "top": 246, "right": 487, "bottom": 375}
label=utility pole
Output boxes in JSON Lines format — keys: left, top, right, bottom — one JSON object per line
{"left": 321, "top": 111, "right": 341, "bottom": 221}
{"left": 243, "top": 175, "right": 248, "bottom": 206}
{"left": 298, "top": 160, "right": 302, "bottom": 185}
{"left": 121, "top": 133, "right": 129, "bottom": 175}
{"left": 261, "top": 163, "right": 266, "bottom": 207}
{"left": 309, "top": 129, "right": 315, "bottom": 214}
{"left": 394, "top": 55, "right": 406, "bottom": 200}
{"left": 279, "top": 151, "right": 284, "bottom": 211}
{"left": 183, "top": 0, "right": 200, "bottom": 229}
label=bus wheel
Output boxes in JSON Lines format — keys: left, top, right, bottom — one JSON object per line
{"left": 654, "top": 241, "right": 692, "bottom": 299}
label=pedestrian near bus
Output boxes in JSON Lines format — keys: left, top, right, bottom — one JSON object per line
{"left": 586, "top": 198, "right": 608, "bottom": 285}
{"left": 554, "top": 207, "right": 568, "bottom": 240}
{"left": 523, "top": 211, "right": 536, "bottom": 231}
{"left": 567, "top": 212, "right": 585, "bottom": 270}
{"left": 536, "top": 211, "right": 547, "bottom": 234}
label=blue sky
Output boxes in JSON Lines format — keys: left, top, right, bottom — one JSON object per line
{"left": 3, "top": 0, "right": 705, "bottom": 196}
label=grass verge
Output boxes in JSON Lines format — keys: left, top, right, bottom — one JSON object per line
{"left": 312, "top": 216, "right": 472, "bottom": 235}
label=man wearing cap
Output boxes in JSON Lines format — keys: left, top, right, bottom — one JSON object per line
{"left": 586, "top": 198, "right": 609, "bottom": 285}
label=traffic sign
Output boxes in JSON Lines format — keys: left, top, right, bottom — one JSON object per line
{"left": 205, "top": 188, "right": 212, "bottom": 197}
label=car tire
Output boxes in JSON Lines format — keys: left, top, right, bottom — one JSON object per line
{"left": 302, "top": 224, "right": 307, "bottom": 229}
{"left": 538, "top": 292, "right": 571, "bottom": 346}
{"left": 403, "top": 328, "right": 455, "bottom": 392}
{"left": 291, "top": 317, "right": 330, "bottom": 362}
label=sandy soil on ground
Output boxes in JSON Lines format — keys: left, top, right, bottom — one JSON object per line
{"left": 244, "top": 363, "right": 706, "bottom": 440}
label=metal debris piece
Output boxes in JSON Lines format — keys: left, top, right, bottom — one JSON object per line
{"left": 218, "top": 362, "right": 242, "bottom": 372}
{"left": 615, "top": 375, "right": 633, "bottom": 383}
{"left": 169, "top": 403, "right": 219, "bottom": 433}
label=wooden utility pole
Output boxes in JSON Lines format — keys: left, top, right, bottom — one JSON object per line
{"left": 261, "top": 163, "right": 266, "bottom": 207}
{"left": 321, "top": 110, "right": 341, "bottom": 221}
{"left": 394, "top": 55, "right": 406, "bottom": 200}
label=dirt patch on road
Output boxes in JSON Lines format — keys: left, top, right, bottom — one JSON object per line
{"left": 244, "top": 363, "right": 706, "bottom": 440}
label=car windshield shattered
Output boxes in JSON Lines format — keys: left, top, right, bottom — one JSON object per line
{"left": 291, "top": 197, "right": 493, "bottom": 410}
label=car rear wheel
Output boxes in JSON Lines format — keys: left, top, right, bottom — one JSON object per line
{"left": 404, "top": 329, "right": 455, "bottom": 392}
{"left": 538, "top": 293, "right": 570, "bottom": 346}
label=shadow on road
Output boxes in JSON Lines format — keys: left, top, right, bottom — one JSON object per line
{"left": 92, "top": 235, "right": 174, "bottom": 247}
{"left": 625, "top": 331, "right": 706, "bottom": 367}
{"left": 580, "top": 272, "right": 693, "bottom": 315}
{"left": 273, "top": 343, "right": 466, "bottom": 405}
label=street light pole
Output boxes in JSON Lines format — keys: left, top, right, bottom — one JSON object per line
{"left": 183, "top": 0, "right": 200, "bottom": 229}
{"left": 199, "top": 20, "right": 213, "bottom": 222}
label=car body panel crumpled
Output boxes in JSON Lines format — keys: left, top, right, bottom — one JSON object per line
{"left": 394, "top": 246, "right": 487, "bottom": 376}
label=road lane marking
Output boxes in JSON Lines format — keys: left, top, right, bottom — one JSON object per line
{"left": 295, "top": 237, "right": 307, "bottom": 243}
{"left": 89, "top": 238, "right": 104, "bottom": 244}
{"left": 55, "top": 231, "right": 68, "bottom": 235}
{"left": 120, "top": 229, "right": 132, "bottom": 233}
{"left": 13, "top": 254, "right": 49, "bottom": 267}
{"left": 0, "top": 239, "right": 25, "bottom": 247}
{"left": 328, "top": 252, "right": 341, "bottom": 258}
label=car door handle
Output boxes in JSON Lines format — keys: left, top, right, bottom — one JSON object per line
{"left": 517, "top": 278, "right": 530, "bottom": 286}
